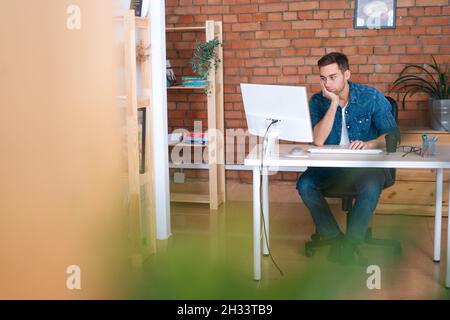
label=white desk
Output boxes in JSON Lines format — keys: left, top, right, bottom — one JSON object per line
{"left": 244, "top": 144, "right": 450, "bottom": 287}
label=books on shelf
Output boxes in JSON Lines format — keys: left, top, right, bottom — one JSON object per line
{"left": 168, "top": 133, "right": 183, "bottom": 145}
{"left": 181, "top": 76, "right": 207, "bottom": 87}
{"left": 130, "top": 0, "right": 149, "bottom": 17}
{"left": 166, "top": 60, "right": 177, "bottom": 87}
{"left": 183, "top": 132, "right": 208, "bottom": 145}
{"left": 168, "top": 132, "right": 207, "bottom": 145}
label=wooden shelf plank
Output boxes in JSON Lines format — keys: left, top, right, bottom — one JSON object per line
{"left": 376, "top": 203, "right": 449, "bottom": 217}
{"left": 114, "top": 16, "right": 149, "bottom": 29}
{"left": 139, "top": 172, "right": 150, "bottom": 186}
{"left": 135, "top": 18, "right": 149, "bottom": 29}
{"left": 169, "top": 163, "right": 209, "bottom": 169}
{"left": 401, "top": 127, "right": 449, "bottom": 134}
{"left": 116, "top": 96, "right": 150, "bottom": 108}
{"left": 116, "top": 95, "right": 150, "bottom": 101}
{"left": 168, "top": 142, "right": 208, "bottom": 147}
{"left": 138, "top": 98, "right": 150, "bottom": 108}
{"left": 171, "top": 193, "right": 210, "bottom": 203}
{"left": 168, "top": 86, "right": 207, "bottom": 90}
{"left": 166, "top": 26, "right": 206, "bottom": 32}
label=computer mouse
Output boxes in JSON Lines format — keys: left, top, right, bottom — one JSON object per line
{"left": 290, "top": 147, "right": 304, "bottom": 156}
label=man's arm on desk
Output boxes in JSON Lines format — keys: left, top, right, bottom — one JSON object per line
{"left": 350, "top": 91, "right": 398, "bottom": 150}
{"left": 350, "top": 134, "right": 387, "bottom": 150}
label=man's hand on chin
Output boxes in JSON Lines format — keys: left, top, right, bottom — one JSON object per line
{"left": 321, "top": 82, "right": 339, "bottom": 104}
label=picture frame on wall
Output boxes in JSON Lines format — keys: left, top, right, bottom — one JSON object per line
{"left": 354, "top": 0, "right": 396, "bottom": 29}
{"left": 130, "top": 0, "right": 149, "bottom": 18}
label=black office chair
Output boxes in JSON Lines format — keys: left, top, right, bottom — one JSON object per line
{"left": 304, "top": 96, "right": 402, "bottom": 257}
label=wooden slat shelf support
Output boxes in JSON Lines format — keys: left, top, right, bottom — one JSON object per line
{"left": 166, "top": 20, "right": 225, "bottom": 210}
{"left": 122, "top": 10, "right": 157, "bottom": 267}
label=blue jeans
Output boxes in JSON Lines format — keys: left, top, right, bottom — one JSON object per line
{"left": 296, "top": 167, "right": 387, "bottom": 243}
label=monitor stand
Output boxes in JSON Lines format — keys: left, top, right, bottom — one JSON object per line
{"left": 262, "top": 130, "right": 279, "bottom": 160}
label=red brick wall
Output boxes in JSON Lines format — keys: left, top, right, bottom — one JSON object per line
{"left": 166, "top": 0, "right": 450, "bottom": 183}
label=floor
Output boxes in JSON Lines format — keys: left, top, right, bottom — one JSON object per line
{"left": 140, "top": 200, "right": 450, "bottom": 300}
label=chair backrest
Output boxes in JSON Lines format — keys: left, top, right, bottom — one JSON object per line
{"left": 385, "top": 96, "right": 399, "bottom": 123}
{"left": 384, "top": 95, "right": 399, "bottom": 187}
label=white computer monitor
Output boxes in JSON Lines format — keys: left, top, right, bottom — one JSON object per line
{"left": 240, "top": 83, "right": 314, "bottom": 143}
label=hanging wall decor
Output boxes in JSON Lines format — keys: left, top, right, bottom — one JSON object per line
{"left": 354, "top": 0, "right": 396, "bottom": 29}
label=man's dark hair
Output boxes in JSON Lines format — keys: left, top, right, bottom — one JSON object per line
{"left": 317, "top": 52, "right": 349, "bottom": 72}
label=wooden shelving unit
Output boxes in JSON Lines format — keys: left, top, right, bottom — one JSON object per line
{"left": 118, "top": 10, "right": 156, "bottom": 266}
{"left": 166, "top": 20, "right": 225, "bottom": 210}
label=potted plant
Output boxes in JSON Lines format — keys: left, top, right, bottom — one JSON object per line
{"left": 186, "top": 37, "right": 222, "bottom": 93}
{"left": 392, "top": 56, "right": 450, "bottom": 131}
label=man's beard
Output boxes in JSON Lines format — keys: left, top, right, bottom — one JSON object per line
{"left": 334, "top": 81, "right": 347, "bottom": 97}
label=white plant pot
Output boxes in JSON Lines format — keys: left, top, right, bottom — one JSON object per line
{"left": 429, "top": 99, "right": 450, "bottom": 131}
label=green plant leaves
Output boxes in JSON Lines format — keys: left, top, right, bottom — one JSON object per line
{"left": 190, "top": 37, "right": 221, "bottom": 79}
{"left": 392, "top": 55, "right": 450, "bottom": 109}
{"left": 189, "top": 37, "right": 222, "bottom": 94}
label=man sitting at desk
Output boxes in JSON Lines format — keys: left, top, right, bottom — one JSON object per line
{"left": 296, "top": 52, "right": 398, "bottom": 264}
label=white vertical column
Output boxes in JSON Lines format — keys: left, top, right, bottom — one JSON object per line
{"left": 434, "top": 169, "right": 443, "bottom": 262}
{"left": 150, "top": 0, "right": 171, "bottom": 239}
{"left": 253, "top": 166, "right": 261, "bottom": 281}
{"left": 262, "top": 166, "right": 269, "bottom": 256}
{"left": 446, "top": 177, "right": 450, "bottom": 288}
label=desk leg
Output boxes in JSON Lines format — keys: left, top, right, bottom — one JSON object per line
{"left": 446, "top": 177, "right": 450, "bottom": 288}
{"left": 262, "top": 166, "right": 269, "bottom": 256}
{"left": 253, "top": 166, "right": 261, "bottom": 281}
{"left": 434, "top": 169, "right": 443, "bottom": 262}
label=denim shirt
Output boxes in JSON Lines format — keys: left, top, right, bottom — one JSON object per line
{"left": 309, "top": 81, "right": 398, "bottom": 145}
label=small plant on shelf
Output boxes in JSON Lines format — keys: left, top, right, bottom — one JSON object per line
{"left": 391, "top": 56, "right": 450, "bottom": 131}
{"left": 136, "top": 41, "right": 150, "bottom": 63}
{"left": 188, "top": 37, "right": 222, "bottom": 93}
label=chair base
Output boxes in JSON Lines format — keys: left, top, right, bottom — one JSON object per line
{"left": 304, "top": 228, "right": 402, "bottom": 258}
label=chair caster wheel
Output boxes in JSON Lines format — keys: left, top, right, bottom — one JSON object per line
{"left": 311, "top": 233, "right": 321, "bottom": 241}
{"left": 305, "top": 246, "right": 315, "bottom": 257}
{"left": 365, "top": 228, "right": 373, "bottom": 240}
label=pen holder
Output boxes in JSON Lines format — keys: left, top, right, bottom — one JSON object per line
{"left": 385, "top": 133, "right": 398, "bottom": 153}
{"left": 421, "top": 140, "right": 437, "bottom": 157}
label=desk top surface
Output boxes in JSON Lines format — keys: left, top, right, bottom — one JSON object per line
{"left": 244, "top": 144, "right": 450, "bottom": 169}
